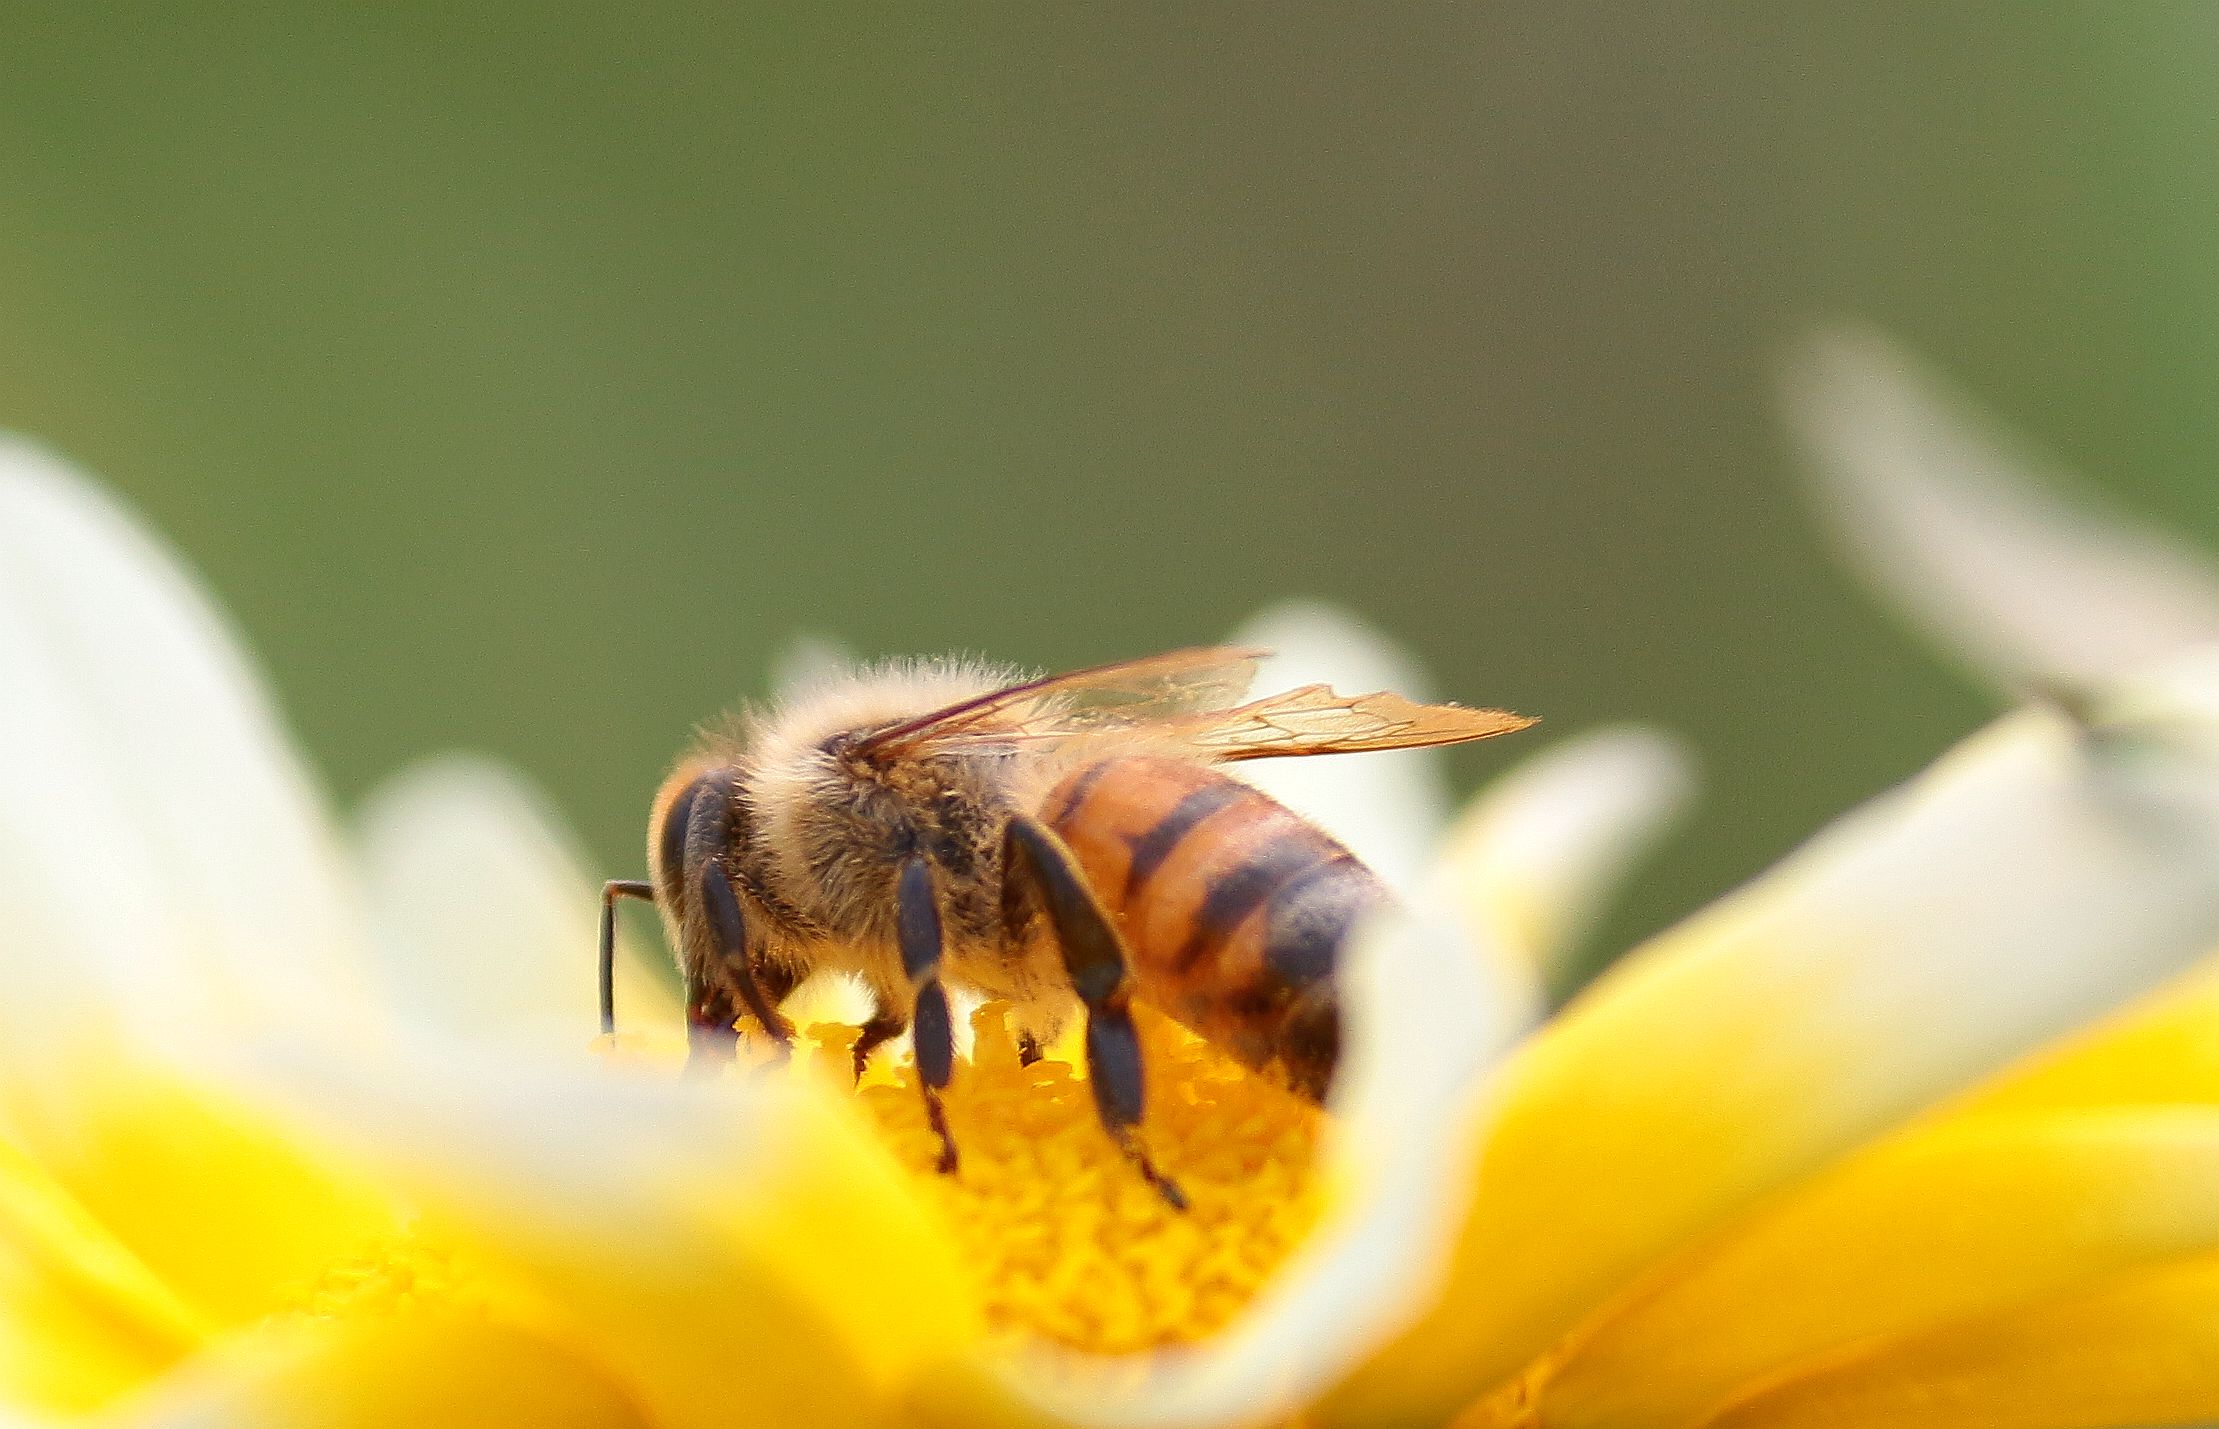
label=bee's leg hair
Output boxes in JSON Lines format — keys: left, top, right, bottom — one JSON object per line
{"left": 851, "top": 1009, "right": 908, "bottom": 1085}
{"left": 897, "top": 856, "right": 960, "bottom": 1173}
{"left": 1002, "top": 814, "right": 1187, "bottom": 1210}
{"left": 700, "top": 863, "right": 795, "bottom": 1054}
{"left": 599, "top": 879, "right": 655, "bottom": 1037}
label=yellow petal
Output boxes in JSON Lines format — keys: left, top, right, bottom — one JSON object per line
{"left": 356, "top": 755, "right": 683, "bottom": 1048}
{"left": 1328, "top": 660, "right": 2219, "bottom": 1423}
{"left": 1784, "top": 325, "right": 2219, "bottom": 690}
{"left": 1709, "top": 1252, "right": 2219, "bottom": 1429}
{"left": 1529, "top": 1108, "right": 2219, "bottom": 1427}
{"left": 249, "top": 1039, "right": 978, "bottom": 1429}
{"left": 100, "top": 1316, "right": 649, "bottom": 1429}
{"left": 0, "top": 1135, "right": 204, "bottom": 1415}
{"left": 3, "top": 1056, "right": 400, "bottom": 1336}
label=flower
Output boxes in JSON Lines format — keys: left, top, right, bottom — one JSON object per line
{"left": 9, "top": 433, "right": 2219, "bottom": 1427}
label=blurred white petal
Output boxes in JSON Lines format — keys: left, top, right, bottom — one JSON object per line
{"left": 1227, "top": 601, "right": 1459, "bottom": 896}
{"left": 0, "top": 442, "right": 370, "bottom": 1096}
{"left": 1785, "top": 325, "right": 2219, "bottom": 691}
{"left": 1432, "top": 725, "right": 1693, "bottom": 990}
{"left": 356, "top": 756, "right": 681, "bottom": 1050}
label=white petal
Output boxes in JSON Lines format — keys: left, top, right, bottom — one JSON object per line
{"left": 0, "top": 442, "right": 369, "bottom": 1091}
{"left": 356, "top": 756, "right": 681, "bottom": 1050}
{"left": 1226, "top": 602, "right": 1459, "bottom": 896}
{"left": 1430, "top": 725, "right": 1693, "bottom": 990}
{"left": 1784, "top": 325, "right": 2219, "bottom": 691}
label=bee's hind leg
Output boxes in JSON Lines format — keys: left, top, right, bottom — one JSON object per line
{"left": 1002, "top": 813, "right": 1186, "bottom": 1211}
{"left": 896, "top": 856, "right": 961, "bottom": 1174}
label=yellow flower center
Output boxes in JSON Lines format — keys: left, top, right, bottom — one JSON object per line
{"left": 827, "top": 1003, "right": 1325, "bottom": 1358}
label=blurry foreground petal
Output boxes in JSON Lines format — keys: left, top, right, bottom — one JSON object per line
{"left": 102, "top": 1318, "right": 647, "bottom": 1429}
{"left": 1784, "top": 325, "right": 2219, "bottom": 692}
{"left": 1432, "top": 726, "right": 1692, "bottom": 994}
{"left": 1329, "top": 647, "right": 2219, "bottom": 1421}
{"left": 249, "top": 1043, "right": 976, "bottom": 1429}
{"left": 0, "top": 445, "right": 402, "bottom": 1394}
{"left": 0, "top": 1138, "right": 203, "bottom": 1415}
{"left": 12, "top": 1066, "right": 400, "bottom": 1350}
{"left": 357, "top": 756, "right": 682, "bottom": 1048}
{"left": 0, "top": 442, "right": 371, "bottom": 1088}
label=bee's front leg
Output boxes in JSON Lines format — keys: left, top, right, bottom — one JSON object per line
{"left": 693, "top": 863, "right": 795, "bottom": 1071}
{"left": 896, "top": 857, "right": 960, "bottom": 1173}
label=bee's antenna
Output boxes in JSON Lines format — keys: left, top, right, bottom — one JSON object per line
{"left": 599, "top": 880, "right": 656, "bottom": 1036}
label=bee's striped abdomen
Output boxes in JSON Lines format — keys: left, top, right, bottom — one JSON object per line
{"left": 1040, "top": 755, "right": 1376, "bottom": 1099}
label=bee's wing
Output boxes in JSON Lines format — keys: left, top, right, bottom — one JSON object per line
{"left": 1166, "top": 683, "right": 1536, "bottom": 761}
{"left": 856, "top": 644, "right": 1532, "bottom": 764}
{"left": 851, "top": 646, "right": 1269, "bottom": 757}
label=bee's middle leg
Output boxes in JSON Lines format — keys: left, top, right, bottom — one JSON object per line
{"left": 896, "top": 856, "right": 960, "bottom": 1173}
{"left": 1003, "top": 813, "right": 1186, "bottom": 1210}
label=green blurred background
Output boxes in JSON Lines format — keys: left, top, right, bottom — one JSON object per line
{"left": 5, "top": 5, "right": 2213, "bottom": 974}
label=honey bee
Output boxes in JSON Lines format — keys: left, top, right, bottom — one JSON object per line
{"left": 600, "top": 647, "right": 1530, "bottom": 1205}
